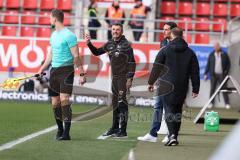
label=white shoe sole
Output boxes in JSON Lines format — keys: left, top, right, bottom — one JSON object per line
{"left": 137, "top": 137, "right": 157, "bottom": 143}
{"left": 162, "top": 138, "right": 169, "bottom": 143}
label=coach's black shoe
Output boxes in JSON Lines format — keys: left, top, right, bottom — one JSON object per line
{"left": 112, "top": 132, "right": 128, "bottom": 138}
{"left": 102, "top": 129, "right": 119, "bottom": 137}
{"left": 58, "top": 135, "right": 71, "bottom": 141}
{"left": 164, "top": 134, "right": 179, "bottom": 146}
{"left": 55, "top": 130, "right": 63, "bottom": 140}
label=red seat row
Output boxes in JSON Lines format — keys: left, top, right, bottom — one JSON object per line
{"left": 0, "top": 0, "right": 72, "bottom": 11}
{"left": 161, "top": 2, "right": 240, "bottom": 17}
{"left": 1, "top": 10, "right": 72, "bottom": 25}
{"left": 159, "top": 17, "right": 227, "bottom": 32}
{"left": 159, "top": 32, "right": 210, "bottom": 44}
{"left": 1, "top": 26, "right": 51, "bottom": 37}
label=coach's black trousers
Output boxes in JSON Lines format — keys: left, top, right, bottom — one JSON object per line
{"left": 162, "top": 94, "right": 184, "bottom": 139}
{"left": 111, "top": 75, "right": 128, "bottom": 133}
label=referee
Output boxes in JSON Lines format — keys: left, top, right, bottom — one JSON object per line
{"left": 85, "top": 23, "right": 136, "bottom": 138}
{"left": 38, "top": 9, "right": 86, "bottom": 140}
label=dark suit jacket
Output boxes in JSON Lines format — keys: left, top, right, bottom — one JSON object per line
{"left": 204, "top": 50, "right": 230, "bottom": 76}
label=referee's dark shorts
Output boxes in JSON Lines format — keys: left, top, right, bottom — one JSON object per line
{"left": 49, "top": 65, "right": 74, "bottom": 97}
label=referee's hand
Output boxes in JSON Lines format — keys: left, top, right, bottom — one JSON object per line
{"left": 80, "top": 75, "right": 86, "bottom": 86}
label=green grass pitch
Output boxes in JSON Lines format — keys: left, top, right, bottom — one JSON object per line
{"left": 0, "top": 101, "right": 236, "bottom": 160}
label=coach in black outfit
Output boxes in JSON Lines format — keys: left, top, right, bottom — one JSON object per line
{"left": 204, "top": 42, "right": 231, "bottom": 109}
{"left": 85, "top": 23, "right": 136, "bottom": 138}
{"left": 148, "top": 27, "right": 200, "bottom": 146}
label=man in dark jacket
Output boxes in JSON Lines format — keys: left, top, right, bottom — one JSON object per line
{"left": 160, "top": 22, "right": 177, "bottom": 48}
{"left": 148, "top": 27, "right": 200, "bottom": 146}
{"left": 138, "top": 22, "right": 178, "bottom": 144}
{"left": 204, "top": 42, "right": 231, "bottom": 109}
{"left": 85, "top": 23, "right": 136, "bottom": 138}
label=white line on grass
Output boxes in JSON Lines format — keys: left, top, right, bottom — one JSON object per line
{"left": 97, "top": 134, "right": 136, "bottom": 142}
{"left": 0, "top": 125, "right": 57, "bottom": 151}
{"left": 128, "top": 149, "right": 136, "bottom": 160}
{"left": 97, "top": 135, "right": 111, "bottom": 140}
{"left": 0, "top": 104, "right": 106, "bottom": 151}
{"left": 0, "top": 105, "right": 120, "bottom": 151}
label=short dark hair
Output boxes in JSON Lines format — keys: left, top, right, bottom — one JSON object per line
{"left": 171, "top": 27, "right": 183, "bottom": 38}
{"left": 51, "top": 9, "right": 64, "bottom": 23}
{"left": 112, "top": 23, "right": 123, "bottom": 30}
{"left": 164, "top": 22, "right": 177, "bottom": 29}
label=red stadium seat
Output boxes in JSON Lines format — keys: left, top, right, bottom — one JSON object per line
{"left": 23, "top": 0, "right": 38, "bottom": 10}
{"left": 161, "top": 2, "right": 176, "bottom": 15}
{"left": 195, "top": 18, "right": 210, "bottom": 31}
{"left": 196, "top": 3, "right": 210, "bottom": 16}
{"left": 178, "top": 17, "right": 193, "bottom": 30}
{"left": 178, "top": 2, "right": 193, "bottom": 15}
{"left": 58, "top": 0, "right": 72, "bottom": 11}
{"left": 184, "top": 34, "right": 192, "bottom": 43}
{"left": 159, "top": 32, "right": 164, "bottom": 42}
{"left": 20, "top": 27, "right": 35, "bottom": 37}
{"left": 3, "top": 10, "right": 19, "bottom": 24}
{"left": 231, "top": 4, "right": 240, "bottom": 17}
{"left": 36, "top": 28, "right": 51, "bottom": 37}
{"left": 64, "top": 12, "right": 71, "bottom": 26}
{"left": 21, "top": 11, "right": 36, "bottom": 24}
{"left": 159, "top": 16, "right": 174, "bottom": 29}
{"left": 213, "top": 3, "right": 228, "bottom": 16}
{"left": 38, "top": 12, "right": 50, "bottom": 25}
{"left": 195, "top": 34, "right": 210, "bottom": 44}
{"left": 213, "top": 18, "right": 227, "bottom": 32}
{"left": 2, "top": 26, "right": 17, "bottom": 36}
{"left": 231, "top": 0, "right": 240, "bottom": 2}
{"left": 40, "top": 0, "right": 55, "bottom": 10}
{"left": 0, "top": 0, "right": 4, "bottom": 8}
{"left": 6, "top": 0, "right": 21, "bottom": 9}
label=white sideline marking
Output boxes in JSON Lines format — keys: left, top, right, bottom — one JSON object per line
{"left": 0, "top": 125, "right": 57, "bottom": 151}
{"left": 97, "top": 134, "right": 136, "bottom": 142}
{"left": 128, "top": 149, "right": 135, "bottom": 160}
{"left": 97, "top": 134, "right": 111, "bottom": 140}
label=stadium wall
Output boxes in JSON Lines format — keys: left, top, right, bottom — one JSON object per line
{"left": 0, "top": 37, "right": 230, "bottom": 108}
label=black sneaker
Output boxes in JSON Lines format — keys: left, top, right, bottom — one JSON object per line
{"left": 102, "top": 129, "right": 119, "bottom": 137}
{"left": 112, "top": 132, "right": 128, "bottom": 138}
{"left": 164, "top": 135, "right": 179, "bottom": 146}
{"left": 55, "top": 130, "right": 63, "bottom": 140}
{"left": 58, "top": 135, "right": 71, "bottom": 141}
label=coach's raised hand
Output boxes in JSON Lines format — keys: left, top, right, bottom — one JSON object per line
{"left": 85, "top": 34, "right": 91, "bottom": 44}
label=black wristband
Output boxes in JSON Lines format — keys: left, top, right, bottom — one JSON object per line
{"left": 80, "top": 73, "right": 86, "bottom": 76}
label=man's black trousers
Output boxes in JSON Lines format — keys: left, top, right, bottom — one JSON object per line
{"left": 210, "top": 74, "right": 229, "bottom": 105}
{"left": 111, "top": 76, "right": 128, "bottom": 133}
{"left": 162, "top": 96, "right": 184, "bottom": 139}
